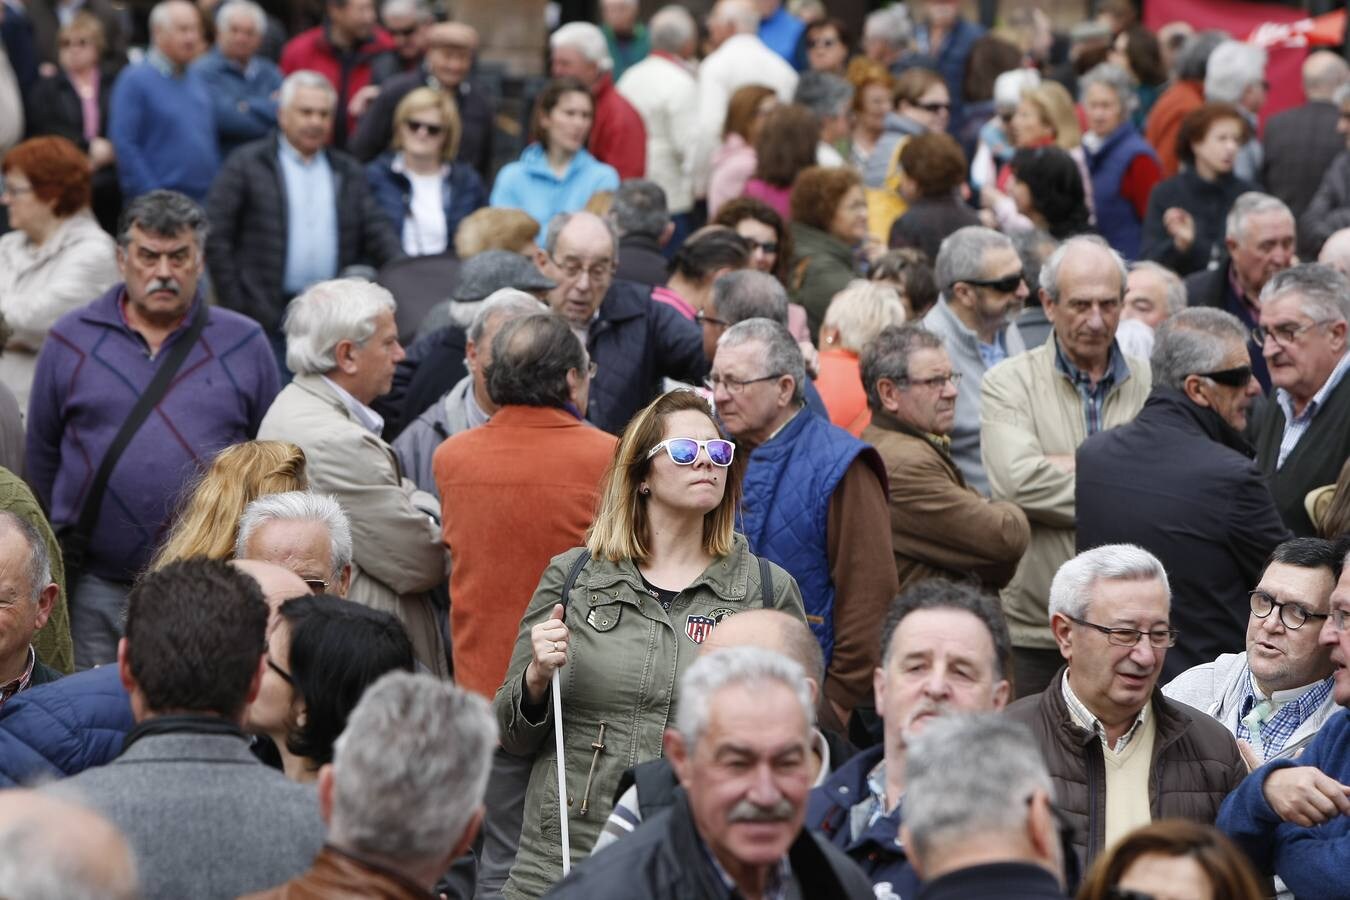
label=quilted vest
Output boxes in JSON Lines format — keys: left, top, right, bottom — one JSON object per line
{"left": 1084, "top": 123, "right": 1158, "bottom": 260}
{"left": 739, "top": 409, "right": 871, "bottom": 663}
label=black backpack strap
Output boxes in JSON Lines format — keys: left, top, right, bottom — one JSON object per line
{"left": 558, "top": 549, "right": 590, "bottom": 612}
{"left": 759, "top": 555, "right": 773, "bottom": 608}
{"left": 631, "top": 758, "right": 679, "bottom": 820}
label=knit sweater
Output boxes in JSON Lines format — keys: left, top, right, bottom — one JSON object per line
{"left": 107, "top": 55, "right": 219, "bottom": 202}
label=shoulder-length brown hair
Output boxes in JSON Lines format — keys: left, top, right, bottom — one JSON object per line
{"left": 587, "top": 391, "right": 745, "bottom": 563}
{"left": 1075, "top": 820, "right": 1265, "bottom": 900}
{"left": 754, "top": 104, "right": 821, "bottom": 188}
{"left": 724, "top": 84, "right": 778, "bottom": 142}
{"left": 714, "top": 196, "right": 794, "bottom": 285}
{"left": 790, "top": 165, "right": 862, "bottom": 231}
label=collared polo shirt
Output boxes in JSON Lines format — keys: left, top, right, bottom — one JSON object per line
{"left": 1236, "top": 669, "right": 1335, "bottom": 760}
{"left": 1063, "top": 674, "right": 1149, "bottom": 754}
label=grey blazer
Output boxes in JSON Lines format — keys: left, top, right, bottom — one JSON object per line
{"left": 47, "top": 730, "right": 325, "bottom": 900}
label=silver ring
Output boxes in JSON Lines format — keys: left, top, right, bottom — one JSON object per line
{"left": 552, "top": 641, "right": 559, "bottom": 653}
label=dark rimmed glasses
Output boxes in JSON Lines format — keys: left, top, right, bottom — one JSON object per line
{"left": 955, "top": 272, "right": 1024, "bottom": 294}
{"left": 646, "top": 438, "right": 735, "bottom": 467}
{"left": 266, "top": 656, "right": 294, "bottom": 685}
{"left": 704, "top": 372, "right": 783, "bottom": 394}
{"left": 1250, "top": 590, "right": 1329, "bottom": 630}
{"left": 1065, "top": 614, "right": 1178, "bottom": 648}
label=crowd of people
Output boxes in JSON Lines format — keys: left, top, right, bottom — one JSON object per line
{"left": 2, "top": 0, "right": 1350, "bottom": 898}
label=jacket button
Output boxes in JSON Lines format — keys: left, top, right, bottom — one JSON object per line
{"left": 838, "top": 786, "right": 849, "bottom": 794}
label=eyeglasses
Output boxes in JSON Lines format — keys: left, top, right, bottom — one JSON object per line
{"left": 1251, "top": 320, "right": 1331, "bottom": 347}
{"left": 1250, "top": 590, "right": 1329, "bottom": 630}
{"left": 704, "top": 372, "right": 783, "bottom": 394}
{"left": 955, "top": 272, "right": 1024, "bottom": 294}
{"left": 404, "top": 119, "right": 445, "bottom": 137}
{"left": 743, "top": 238, "right": 779, "bottom": 254}
{"left": 1328, "top": 607, "right": 1350, "bottom": 632}
{"left": 266, "top": 656, "right": 294, "bottom": 685}
{"left": 0, "top": 178, "right": 33, "bottom": 199}
{"left": 548, "top": 254, "right": 616, "bottom": 283}
{"left": 646, "top": 437, "right": 736, "bottom": 467}
{"left": 901, "top": 371, "right": 962, "bottom": 390}
{"left": 696, "top": 309, "right": 728, "bottom": 328}
{"left": 1195, "top": 364, "right": 1254, "bottom": 388}
{"left": 1065, "top": 614, "right": 1178, "bottom": 648}
{"left": 303, "top": 578, "right": 328, "bottom": 595}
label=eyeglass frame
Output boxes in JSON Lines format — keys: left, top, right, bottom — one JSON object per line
{"left": 898, "top": 371, "right": 962, "bottom": 391}
{"left": 951, "top": 272, "right": 1025, "bottom": 294}
{"left": 1326, "top": 606, "right": 1350, "bottom": 632}
{"left": 1249, "top": 589, "right": 1329, "bottom": 630}
{"left": 1064, "top": 614, "right": 1179, "bottom": 648}
{"left": 266, "top": 656, "right": 294, "bottom": 685}
{"left": 645, "top": 438, "right": 736, "bottom": 467}
{"left": 546, "top": 253, "right": 617, "bottom": 283}
{"left": 696, "top": 309, "right": 728, "bottom": 328}
{"left": 704, "top": 372, "right": 784, "bottom": 395}
{"left": 1193, "top": 364, "right": 1254, "bottom": 388}
{"left": 1250, "top": 319, "right": 1334, "bottom": 348}
{"left": 303, "top": 578, "right": 328, "bottom": 594}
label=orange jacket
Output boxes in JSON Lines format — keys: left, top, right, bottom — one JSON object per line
{"left": 1145, "top": 79, "right": 1204, "bottom": 178}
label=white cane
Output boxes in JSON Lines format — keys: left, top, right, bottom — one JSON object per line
{"left": 552, "top": 668, "right": 571, "bottom": 876}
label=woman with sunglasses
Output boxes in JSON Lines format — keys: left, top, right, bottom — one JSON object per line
{"left": 494, "top": 389, "right": 805, "bottom": 898}
{"left": 365, "top": 87, "right": 487, "bottom": 257}
{"left": 1076, "top": 820, "right": 1264, "bottom": 900}
{"left": 489, "top": 77, "right": 620, "bottom": 241}
{"left": 246, "top": 595, "right": 416, "bottom": 782}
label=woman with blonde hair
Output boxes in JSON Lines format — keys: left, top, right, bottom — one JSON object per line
{"left": 984, "top": 81, "right": 1095, "bottom": 232}
{"left": 149, "top": 441, "right": 308, "bottom": 570}
{"left": 493, "top": 389, "right": 804, "bottom": 897}
{"left": 816, "top": 280, "right": 907, "bottom": 435}
{"left": 365, "top": 86, "right": 487, "bottom": 256}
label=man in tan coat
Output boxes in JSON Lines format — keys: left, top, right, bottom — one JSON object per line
{"left": 859, "top": 323, "right": 1029, "bottom": 593}
{"left": 981, "top": 236, "right": 1151, "bottom": 698}
{"left": 258, "top": 278, "right": 448, "bottom": 677}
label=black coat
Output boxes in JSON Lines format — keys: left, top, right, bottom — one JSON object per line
{"left": 374, "top": 323, "right": 468, "bottom": 440}
{"left": 1140, "top": 170, "right": 1254, "bottom": 277}
{"left": 917, "top": 862, "right": 1067, "bottom": 900}
{"left": 1076, "top": 387, "right": 1292, "bottom": 680}
{"left": 1254, "top": 368, "right": 1350, "bottom": 536}
{"left": 542, "top": 790, "right": 875, "bottom": 900}
{"left": 616, "top": 233, "right": 669, "bottom": 287}
{"left": 25, "top": 68, "right": 112, "bottom": 147}
{"left": 888, "top": 195, "right": 981, "bottom": 261}
{"left": 1185, "top": 261, "right": 1271, "bottom": 394}
{"left": 204, "top": 133, "right": 404, "bottom": 333}
{"left": 1301, "top": 150, "right": 1350, "bottom": 258}
{"left": 1262, "top": 100, "right": 1343, "bottom": 235}
{"left": 348, "top": 68, "right": 494, "bottom": 181}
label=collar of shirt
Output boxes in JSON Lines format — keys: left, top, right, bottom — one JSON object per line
{"left": 1276, "top": 348, "right": 1350, "bottom": 425}
{"left": 1062, "top": 674, "right": 1149, "bottom": 754}
{"left": 762, "top": 405, "right": 805, "bottom": 445}
{"left": 847, "top": 756, "right": 893, "bottom": 842}
{"left": 700, "top": 834, "right": 793, "bottom": 900}
{"left": 1053, "top": 336, "right": 1129, "bottom": 390}
{"left": 279, "top": 135, "right": 326, "bottom": 167}
{"left": 0, "top": 646, "right": 37, "bottom": 709}
{"left": 147, "top": 48, "right": 186, "bottom": 78}
{"left": 322, "top": 375, "right": 385, "bottom": 434}
{"left": 391, "top": 151, "right": 449, "bottom": 180}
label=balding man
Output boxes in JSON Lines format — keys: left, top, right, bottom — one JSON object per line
{"left": 1263, "top": 51, "right": 1350, "bottom": 238}
{"left": 0, "top": 790, "right": 138, "bottom": 899}
{"left": 349, "top": 22, "right": 493, "bottom": 179}
{"left": 594, "top": 608, "right": 828, "bottom": 853}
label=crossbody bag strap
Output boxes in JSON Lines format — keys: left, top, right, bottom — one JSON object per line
{"left": 557, "top": 549, "right": 590, "bottom": 612}
{"left": 759, "top": 555, "right": 773, "bottom": 608}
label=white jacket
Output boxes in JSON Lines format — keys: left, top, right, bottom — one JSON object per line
{"left": 617, "top": 54, "right": 698, "bottom": 213}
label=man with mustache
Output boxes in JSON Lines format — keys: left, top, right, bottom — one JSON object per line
{"left": 805, "top": 579, "right": 1013, "bottom": 899}
{"left": 1005, "top": 544, "right": 1246, "bottom": 870}
{"left": 25, "top": 190, "right": 278, "bottom": 669}
{"left": 544, "top": 647, "right": 874, "bottom": 899}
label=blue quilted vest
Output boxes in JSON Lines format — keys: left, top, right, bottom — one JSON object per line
{"left": 1084, "top": 123, "right": 1158, "bottom": 260}
{"left": 738, "top": 409, "right": 874, "bottom": 664}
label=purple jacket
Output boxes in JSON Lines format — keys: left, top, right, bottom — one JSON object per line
{"left": 26, "top": 285, "right": 279, "bottom": 581}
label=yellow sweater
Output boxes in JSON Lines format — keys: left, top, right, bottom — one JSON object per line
{"left": 1103, "top": 710, "right": 1157, "bottom": 852}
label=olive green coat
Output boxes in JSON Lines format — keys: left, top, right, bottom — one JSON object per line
{"left": 788, "top": 221, "right": 859, "bottom": 344}
{"left": 0, "top": 467, "right": 73, "bottom": 673}
{"left": 493, "top": 536, "right": 804, "bottom": 900}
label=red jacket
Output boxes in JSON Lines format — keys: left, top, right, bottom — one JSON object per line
{"left": 1145, "top": 79, "right": 1203, "bottom": 179}
{"left": 590, "top": 72, "right": 646, "bottom": 180}
{"left": 280, "top": 25, "right": 398, "bottom": 143}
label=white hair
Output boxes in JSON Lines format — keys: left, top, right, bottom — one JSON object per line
{"left": 649, "top": 6, "right": 697, "bottom": 55}
{"left": 823, "top": 280, "right": 907, "bottom": 353}
{"left": 279, "top": 69, "right": 337, "bottom": 111}
{"left": 283, "top": 278, "right": 397, "bottom": 375}
{"left": 329, "top": 672, "right": 497, "bottom": 864}
{"left": 235, "top": 491, "right": 353, "bottom": 584}
{"left": 710, "top": 0, "right": 760, "bottom": 34}
{"left": 0, "top": 511, "right": 52, "bottom": 603}
{"left": 1225, "top": 191, "right": 1292, "bottom": 242}
{"left": 380, "top": 0, "right": 429, "bottom": 21}
{"left": 1129, "top": 261, "right": 1187, "bottom": 316}
{"left": 1048, "top": 544, "right": 1171, "bottom": 621}
{"left": 550, "top": 22, "right": 612, "bottom": 72}
{"left": 1204, "top": 41, "right": 1268, "bottom": 103}
{"left": 216, "top": 0, "right": 266, "bottom": 35}
{"left": 148, "top": 0, "right": 191, "bottom": 34}
{"left": 675, "top": 647, "right": 814, "bottom": 747}
{"left": 1079, "top": 62, "right": 1139, "bottom": 115}
{"left": 994, "top": 68, "right": 1040, "bottom": 111}
{"left": 863, "top": 6, "right": 913, "bottom": 50}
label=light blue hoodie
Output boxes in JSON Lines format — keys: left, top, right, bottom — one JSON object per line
{"left": 488, "top": 144, "right": 620, "bottom": 241}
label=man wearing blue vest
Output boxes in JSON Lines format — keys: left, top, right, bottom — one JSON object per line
{"left": 710, "top": 318, "right": 898, "bottom": 730}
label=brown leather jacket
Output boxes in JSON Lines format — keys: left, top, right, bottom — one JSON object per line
{"left": 239, "top": 845, "right": 435, "bottom": 900}
{"left": 1005, "top": 668, "right": 1246, "bottom": 868}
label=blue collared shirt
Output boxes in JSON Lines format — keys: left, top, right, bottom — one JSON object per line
{"left": 1053, "top": 337, "right": 1131, "bottom": 436}
{"left": 1236, "top": 670, "right": 1335, "bottom": 761}
{"left": 277, "top": 138, "right": 339, "bottom": 296}
{"left": 1275, "top": 349, "right": 1350, "bottom": 468}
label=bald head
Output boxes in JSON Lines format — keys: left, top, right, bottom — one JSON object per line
{"left": 0, "top": 790, "right": 138, "bottom": 900}
{"left": 1320, "top": 228, "right": 1350, "bottom": 276}
{"left": 1304, "top": 51, "right": 1349, "bottom": 101}
{"left": 427, "top": 21, "right": 478, "bottom": 48}
{"left": 230, "top": 559, "right": 310, "bottom": 617}
{"left": 704, "top": 609, "right": 825, "bottom": 694}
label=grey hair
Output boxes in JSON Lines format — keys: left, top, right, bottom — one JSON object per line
{"left": 234, "top": 491, "right": 354, "bottom": 583}
{"left": 1174, "top": 30, "right": 1227, "bottom": 81}
{"left": 859, "top": 322, "right": 943, "bottom": 413}
{"left": 1204, "top": 41, "right": 1268, "bottom": 104}
{"left": 283, "top": 278, "right": 397, "bottom": 375}
{"left": 863, "top": 6, "right": 913, "bottom": 51}
{"left": 329, "top": 672, "right": 497, "bottom": 863}
{"left": 611, "top": 180, "right": 670, "bottom": 239}
{"left": 1303, "top": 51, "right": 1349, "bottom": 100}
{"left": 1040, "top": 235, "right": 1127, "bottom": 305}
{"left": 710, "top": 0, "right": 760, "bottom": 34}
{"left": 904, "top": 715, "right": 1053, "bottom": 864}
{"left": 935, "top": 226, "right": 1015, "bottom": 294}
{"left": 117, "top": 190, "right": 209, "bottom": 250}
{"left": 380, "top": 0, "right": 429, "bottom": 21}
{"left": 279, "top": 69, "right": 337, "bottom": 111}
{"left": 148, "top": 0, "right": 190, "bottom": 34}
{"left": 794, "top": 71, "right": 854, "bottom": 120}
{"left": 877, "top": 579, "right": 1011, "bottom": 679}
{"left": 823, "top": 280, "right": 906, "bottom": 353}
{"left": 712, "top": 270, "right": 789, "bottom": 326}
{"left": 1079, "top": 62, "right": 1139, "bottom": 115}
{"left": 486, "top": 313, "right": 586, "bottom": 409}
{"left": 544, "top": 212, "right": 619, "bottom": 257}
{"left": 649, "top": 5, "right": 696, "bottom": 54}
{"left": 0, "top": 511, "right": 52, "bottom": 603}
{"left": 550, "top": 21, "right": 612, "bottom": 72}
{"left": 1129, "top": 261, "right": 1187, "bottom": 317}
{"left": 1048, "top": 543, "right": 1171, "bottom": 621}
{"left": 216, "top": 0, "right": 266, "bottom": 35}
{"left": 675, "top": 647, "right": 814, "bottom": 747}
{"left": 0, "top": 809, "right": 139, "bottom": 900}
{"left": 1260, "top": 263, "right": 1350, "bottom": 325}
{"left": 1151, "top": 308, "right": 1249, "bottom": 390}
{"left": 466, "top": 288, "right": 547, "bottom": 344}
{"left": 1225, "top": 191, "right": 1293, "bottom": 242}
{"left": 1336, "top": 83, "right": 1350, "bottom": 107}
{"left": 994, "top": 68, "right": 1040, "bottom": 111}
{"left": 718, "top": 318, "right": 806, "bottom": 404}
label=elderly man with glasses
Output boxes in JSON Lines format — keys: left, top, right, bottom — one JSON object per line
{"left": 235, "top": 491, "right": 354, "bottom": 598}
{"left": 1005, "top": 544, "right": 1247, "bottom": 871}
{"left": 1252, "top": 264, "right": 1350, "bottom": 536}
{"left": 1077, "top": 308, "right": 1291, "bottom": 680}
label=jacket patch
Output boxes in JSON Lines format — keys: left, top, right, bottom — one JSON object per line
{"left": 586, "top": 604, "right": 621, "bottom": 632}
{"left": 708, "top": 607, "right": 736, "bottom": 624}
{"left": 685, "top": 615, "right": 716, "bottom": 644}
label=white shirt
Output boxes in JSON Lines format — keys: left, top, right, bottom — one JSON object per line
{"left": 617, "top": 54, "right": 699, "bottom": 213}
{"left": 322, "top": 375, "right": 384, "bottom": 435}
{"left": 395, "top": 154, "right": 449, "bottom": 256}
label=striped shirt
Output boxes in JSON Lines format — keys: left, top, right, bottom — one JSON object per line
{"left": 1275, "top": 349, "right": 1350, "bottom": 468}
{"left": 1235, "top": 671, "right": 1335, "bottom": 761}
{"left": 1053, "top": 338, "right": 1131, "bottom": 436}
{"left": 1063, "top": 674, "right": 1150, "bottom": 754}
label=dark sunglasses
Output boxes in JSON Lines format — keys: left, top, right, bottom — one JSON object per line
{"left": 956, "top": 272, "right": 1024, "bottom": 294}
{"left": 916, "top": 101, "right": 951, "bottom": 113}
{"left": 1196, "top": 364, "right": 1253, "bottom": 387}
{"left": 646, "top": 438, "right": 735, "bottom": 467}
{"left": 387, "top": 24, "right": 419, "bottom": 37}
{"left": 745, "top": 238, "right": 779, "bottom": 254}
{"left": 1107, "top": 891, "right": 1155, "bottom": 900}
{"left": 404, "top": 119, "right": 444, "bottom": 137}
{"left": 807, "top": 37, "right": 839, "bottom": 49}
